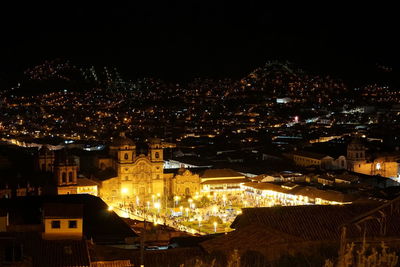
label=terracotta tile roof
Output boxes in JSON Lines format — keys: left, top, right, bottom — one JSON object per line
{"left": 33, "top": 239, "right": 90, "bottom": 267}
{"left": 77, "top": 178, "right": 100, "bottom": 187}
{"left": 231, "top": 204, "right": 378, "bottom": 241}
{"left": 200, "top": 169, "right": 245, "bottom": 179}
{"left": 293, "top": 151, "right": 327, "bottom": 160}
{"left": 201, "top": 224, "right": 304, "bottom": 253}
{"left": 243, "top": 182, "right": 357, "bottom": 203}
{"left": 0, "top": 195, "right": 138, "bottom": 244}
{"left": 201, "top": 178, "right": 249, "bottom": 185}
{"left": 43, "top": 203, "right": 83, "bottom": 218}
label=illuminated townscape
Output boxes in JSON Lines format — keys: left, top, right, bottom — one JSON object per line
{"left": 1, "top": 3, "right": 400, "bottom": 267}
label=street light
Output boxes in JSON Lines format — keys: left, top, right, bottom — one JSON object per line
{"left": 212, "top": 205, "right": 218, "bottom": 215}
{"left": 185, "top": 207, "right": 189, "bottom": 217}
{"left": 154, "top": 202, "right": 161, "bottom": 213}
{"left": 174, "top": 195, "right": 180, "bottom": 208}
{"left": 213, "top": 221, "right": 218, "bottom": 233}
{"left": 121, "top": 187, "right": 128, "bottom": 194}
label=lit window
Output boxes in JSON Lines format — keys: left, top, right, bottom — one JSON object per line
{"left": 155, "top": 152, "right": 159, "bottom": 158}
{"left": 51, "top": 220, "right": 60, "bottom": 229}
{"left": 68, "top": 220, "right": 77, "bottom": 228}
{"left": 124, "top": 153, "right": 129, "bottom": 160}
{"left": 376, "top": 163, "right": 381, "bottom": 170}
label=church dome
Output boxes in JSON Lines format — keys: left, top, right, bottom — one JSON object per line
{"left": 111, "top": 132, "right": 135, "bottom": 147}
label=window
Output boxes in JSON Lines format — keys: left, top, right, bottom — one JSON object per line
{"left": 376, "top": 163, "right": 381, "bottom": 170}
{"left": 62, "top": 173, "right": 67, "bottom": 183}
{"left": 42, "top": 163, "right": 46, "bottom": 171}
{"left": 68, "top": 172, "right": 73, "bottom": 182}
{"left": 124, "top": 153, "right": 129, "bottom": 160}
{"left": 68, "top": 220, "right": 77, "bottom": 228}
{"left": 51, "top": 220, "right": 61, "bottom": 229}
{"left": 155, "top": 152, "right": 159, "bottom": 158}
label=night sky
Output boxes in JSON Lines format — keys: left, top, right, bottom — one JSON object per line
{"left": 0, "top": 3, "right": 398, "bottom": 81}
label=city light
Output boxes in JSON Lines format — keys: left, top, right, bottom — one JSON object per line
{"left": 154, "top": 202, "right": 161, "bottom": 213}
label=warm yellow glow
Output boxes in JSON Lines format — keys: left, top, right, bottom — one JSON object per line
{"left": 108, "top": 205, "right": 113, "bottom": 211}
{"left": 154, "top": 202, "right": 161, "bottom": 209}
{"left": 212, "top": 205, "right": 218, "bottom": 213}
{"left": 121, "top": 187, "right": 128, "bottom": 194}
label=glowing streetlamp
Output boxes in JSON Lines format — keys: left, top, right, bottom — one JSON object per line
{"left": 136, "top": 196, "right": 140, "bottom": 206}
{"left": 174, "top": 195, "right": 180, "bottom": 208}
{"left": 107, "top": 205, "right": 113, "bottom": 211}
{"left": 146, "top": 201, "right": 150, "bottom": 211}
{"left": 185, "top": 207, "right": 189, "bottom": 217}
{"left": 212, "top": 205, "right": 218, "bottom": 215}
{"left": 121, "top": 187, "right": 128, "bottom": 195}
{"left": 154, "top": 202, "right": 161, "bottom": 213}
{"left": 213, "top": 221, "right": 218, "bottom": 233}
{"left": 222, "top": 194, "right": 227, "bottom": 207}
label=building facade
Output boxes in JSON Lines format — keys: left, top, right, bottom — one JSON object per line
{"left": 99, "top": 134, "right": 169, "bottom": 204}
{"left": 347, "top": 137, "right": 399, "bottom": 178}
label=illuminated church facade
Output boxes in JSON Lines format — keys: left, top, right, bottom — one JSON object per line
{"left": 97, "top": 133, "right": 201, "bottom": 204}
{"left": 347, "top": 137, "right": 399, "bottom": 179}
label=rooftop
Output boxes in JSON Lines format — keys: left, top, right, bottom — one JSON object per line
{"left": 200, "top": 168, "right": 245, "bottom": 179}
{"left": 0, "top": 194, "right": 138, "bottom": 244}
{"left": 43, "top": 203, "right": 83, "bottom": 218}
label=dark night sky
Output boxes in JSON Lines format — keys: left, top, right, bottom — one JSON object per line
{"left": 0, "top": 2, "right": 398, "bottom": 81}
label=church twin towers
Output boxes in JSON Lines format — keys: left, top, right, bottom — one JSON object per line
{"left": 99, "top": 133, "right": 167, "bottom": 204}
